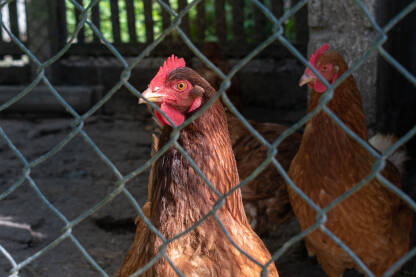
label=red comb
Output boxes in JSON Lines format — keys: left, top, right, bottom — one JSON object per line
{"left": 149, "top": 55, "right": 186, "bottom": 90}
{"left": 306, "top": 44, "right": 329, "bottom": 73}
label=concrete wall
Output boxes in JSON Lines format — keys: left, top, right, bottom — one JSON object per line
{"left": 307, "top": 0, "right": 380, "bottom": 128}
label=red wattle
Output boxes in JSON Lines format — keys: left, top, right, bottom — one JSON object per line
{"left": 314, "top": 81, "right": 327, "bottom": 93}
{"left": 314, "top": 72, "right": 338, "bottom": 94}
{"left": 156, "top": 102, "right": 185, "bottom": 126}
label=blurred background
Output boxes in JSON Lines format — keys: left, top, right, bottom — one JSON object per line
{"left": 0, "top": 0, "right": 415, "bottom": 276}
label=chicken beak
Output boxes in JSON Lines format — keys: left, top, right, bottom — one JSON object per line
{"left": 138, "top": 88, "right": 164, "bottom": 104}
{"left": 299, "top": 73, "right": 316, "bottom": 87}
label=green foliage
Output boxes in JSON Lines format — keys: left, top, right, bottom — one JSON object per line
{"left": 99, "top": 0, "right": 113, "bottom": 42}
{"left": 243, "top": 0, "right": 255, "bottom": 42}
{"left": 284, "top": 17, "right": 296, "bottom": 42}
{"left": 65, "top": 0, "right": 297, "bottom": 44}
{"left": 188, "top": 2, "right": 199, "bottom": 40}
{"left": 134, "top": 0, "right": 146, "bottom": 42}
{"left": 65, "top": 0, "right": 76, "bottom": 38}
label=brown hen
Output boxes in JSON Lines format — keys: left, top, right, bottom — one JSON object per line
{"left": 119, "top": 55, "right": 278, "bottom": 277}
{"left": 227, "top": 115, "right": 301, "bottom": 235}
{"left": 288, "top": 44, "right": 413, "bottom": 277}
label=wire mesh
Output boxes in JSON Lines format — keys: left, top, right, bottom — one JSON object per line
{"left": 0, "top": 0, "right": 415, "bottom": 276}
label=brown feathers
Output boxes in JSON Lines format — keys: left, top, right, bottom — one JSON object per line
{"left": 227, "top": 115, "right": 301, "bottom": 235}
{"left": 289, "top": 49, "right": 413, "bottom": 277}
{"left": 119, "top": 65, "right": 278, "bottom": 277}
{"left": 195, "top": 43, "right": 301, "bottom": 236}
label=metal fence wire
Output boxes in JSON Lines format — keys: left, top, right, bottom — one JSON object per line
{"left": 1, "top": 0, "right": 416, "bottom": 276}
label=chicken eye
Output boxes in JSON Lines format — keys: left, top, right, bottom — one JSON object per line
{"left": 175, "top": 81, "right": 187, "bottom": 91}
{"left": 322, "top": 65, "right": 330, "bottom": 72}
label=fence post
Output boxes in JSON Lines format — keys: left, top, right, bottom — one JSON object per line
{"left": 293, "top": 0, "right": 308, "bottom": 47}
{"left": 25, "top": 0, "right": 61, "bottom": 83}
{"left": 307, "top": 0, "right": 380, "bottom": 128}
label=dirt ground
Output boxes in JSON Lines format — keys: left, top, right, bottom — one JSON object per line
{"left": 1, "top": 91, "right": 415, "bottom": 277}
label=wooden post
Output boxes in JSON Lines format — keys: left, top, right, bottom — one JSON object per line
{"left": 7, "top": 0, "right": 19, "bottom": 59}
{"left": 195, "top": 0, "right": 206, "bottom": 41}
{"left": 230, "top": 0, "right": 245, "bottom": 42}
{"left": 125, "top": 0, "right": 138, "bottom": 43}
{"left": 293, "top": 0, "right": 308, "bottom": 47}
{"left": 143, "top": 0, "right": 154, "bottom": 43}
{"left": 26, "top": 0, "right": 61, "bottom": 83}
{"left": 253, "top": 0, "right": 266, "bottom": 42}
{"left": 160, "top": 0, "right": 171, "bottom": 35}
{"left": 215, "top": 0, "right": 226, "bottom": 43}
{"left": 110, "top": 0, "right": 121, "bottom": 44}
{"left": 8, "top": 1, "right": 19, "bottom": 39}
{"left": 74, "top": 0, "right": 85, "bottom": 43}
{"left": 91, "top": 2, "right": 101, "bottom": 42}
{"left": 178, "top": 0, "right": 190, "bottom": 36}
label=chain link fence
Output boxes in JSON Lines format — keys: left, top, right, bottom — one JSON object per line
{"left": 1, "top": 0, "right": 415, "bottom": 276}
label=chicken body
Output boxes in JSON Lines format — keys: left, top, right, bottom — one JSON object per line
{"left": 288, "top": 45, "right": 413, "bottom": 277}
{"left": 119, "top": 56, "right": 278, "bottom": 277}
{"left": 227, "top": 115, "right": 301, "bottom": 235}
{"left": 195, "top": 43, "right": 301, "bottom": 235}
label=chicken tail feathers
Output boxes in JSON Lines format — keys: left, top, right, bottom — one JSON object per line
{"left": 369, "top": 133, "right": 408, "bottom": 175}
